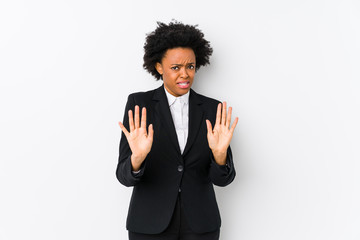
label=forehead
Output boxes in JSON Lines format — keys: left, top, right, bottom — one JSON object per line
{"left": 162, "top": 47, "right": 196, "bottom": 63}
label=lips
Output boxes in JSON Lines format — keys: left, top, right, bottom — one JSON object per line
{"left": 177, "top": 81, "right": 190, "bottom": 89}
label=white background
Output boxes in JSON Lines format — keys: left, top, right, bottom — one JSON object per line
{"left": 1, "top": 0, "right": 359, "bottom": 239}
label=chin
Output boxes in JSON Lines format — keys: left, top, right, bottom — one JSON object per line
{"left": 177, "top": 88, "right": 190, "bottom": 95}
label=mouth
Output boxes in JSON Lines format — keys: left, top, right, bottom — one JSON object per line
{"left": 177, "top": 81, "right": 190, "bottom": 89}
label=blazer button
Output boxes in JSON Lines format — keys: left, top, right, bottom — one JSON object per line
{"left": 177, "top": 165, "right": 184, "bottom": 172}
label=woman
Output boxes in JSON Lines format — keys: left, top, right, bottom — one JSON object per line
{"left": 116, "top": 21, "right": 238, "bottom": 240}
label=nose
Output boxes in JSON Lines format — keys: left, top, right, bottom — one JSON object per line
{"left": 180, "top": 68, "right": 189, "bottom": 79}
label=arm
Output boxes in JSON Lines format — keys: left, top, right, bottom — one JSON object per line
{"left": 209, "top": 146, "right": 236, "bottom": 186}
{"left": 206, "top": 102, "right": 238, "bottom": 186}
{"left": 116, "top": 94, "right": 153, "bottom": 187}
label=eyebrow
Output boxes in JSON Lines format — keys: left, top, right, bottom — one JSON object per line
{"left": 170, "top": 63, "right": 195, "bottom": 66}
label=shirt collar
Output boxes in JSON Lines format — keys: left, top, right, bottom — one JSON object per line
{"left": 164, "top": 86, "right": 190, "bottom": 107}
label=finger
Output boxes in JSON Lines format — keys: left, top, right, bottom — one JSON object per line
{"left": 147, "top": 124, "right": 154, "bottom": 140}
{"left": 141, "top": 107, "right": 147, "bottom": 129}
{"left": 128, "top": 110, "right": 134, "bottom": 132}
{"left": 221, "top": 101, "right": 227, "bottom": 125}
{"left": 206, "top": 119, "right": 213, "bottom": 134}
{"left": 226, "top": 107, "right": 232, "bottom": 128}
{"left": 215, "top": 103, "right": 221, "bottom": 126}
{"left": 134, "top": 105, "right": 140, "bottom": 129}
{"left": 118, "top": 121, "right": 130, "bottom": 138}
{"left": 230, "top": 117, "right": 239, "bottom": 134}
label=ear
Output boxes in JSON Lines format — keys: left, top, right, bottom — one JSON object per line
{"left": 155, "top": 62, "right": 163, "bottom": 75}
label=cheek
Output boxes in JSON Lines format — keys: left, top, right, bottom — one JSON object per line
{"left": 165, "top": 72, "right": 178, "bottom": 80}
{"left": 189, "top": 71, "right": 195, "bottom": 79}
{"left": 163, "top": 73, "right": 178, "bottom": 85}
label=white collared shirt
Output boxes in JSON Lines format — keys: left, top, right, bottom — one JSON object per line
{"left": 164, "top": 86, "right": 189, "bottom": 154}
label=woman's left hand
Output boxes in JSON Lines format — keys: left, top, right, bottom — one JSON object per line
{"left": 206, "top": 102, "right": 238, "bottom": 165}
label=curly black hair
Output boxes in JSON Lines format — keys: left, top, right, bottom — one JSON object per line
{"left": 143, "top": 20, "right": 213, "bottom": 80}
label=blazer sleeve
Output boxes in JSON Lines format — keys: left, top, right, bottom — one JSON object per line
{"left": 209, "top": 146, "right": 236, "bottom": 187}
{"left": 115, "top": 94, "right": 146, "bottom": 187}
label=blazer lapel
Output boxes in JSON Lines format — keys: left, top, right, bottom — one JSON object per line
{"left": 152, "top": 86, "right": 204, "bottom": 157}
{"left": 152, "top": 85, "right": 181, "bottom": 155}
{"left": 182, "top": 89, "right": 204, "bottom": 156}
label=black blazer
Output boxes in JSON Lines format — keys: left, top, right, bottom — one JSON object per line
{"left": 116, "top": 85, "right": 235, "bottom": 234}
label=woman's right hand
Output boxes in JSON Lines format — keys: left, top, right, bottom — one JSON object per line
{"left": 118, "top": 105, "right": 154, "bottom": 171}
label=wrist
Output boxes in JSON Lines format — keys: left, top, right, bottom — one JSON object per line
{"left": 131, "top": 154, "right": 145, "bottom": 171}
{"left": 212, "top": 149, "right": 227, "bottom": 165}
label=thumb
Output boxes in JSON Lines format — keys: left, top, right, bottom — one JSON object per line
{"left": 206, "top": 119, "right": 213, "bottom": 134}
{"left": 147, "top": 124, "right": 154, "bottom": 140}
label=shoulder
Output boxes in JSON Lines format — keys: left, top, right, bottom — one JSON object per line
{"left": 191, "top": 89, "right": 221, "bottom": 106}
{"left": 125, "top": 86, "right": 161, "bottom": 108}
{"left": 127, "top": 87, "right": 159, "bottom": 103}
{"left": 191, "top": 89, "right": 221, "bottom": 120}
{"left": 191, "top": 90, "right": 221, "bottom": 122}
{"left": 128, "top": 89, "right": 155, "bottom": 100}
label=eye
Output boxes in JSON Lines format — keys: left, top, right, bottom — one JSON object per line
{"left": 171, "top": 66, "right": 179, "bottom": 70}
{"left": 188, "top": 65, "right": 195, "bottom": 70}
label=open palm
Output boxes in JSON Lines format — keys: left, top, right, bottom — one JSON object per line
{"left": 118, "top": 105, "right": 153, "bottom": 169}
{"left": 206, "top": 102, "right": 238, "bottom": 154}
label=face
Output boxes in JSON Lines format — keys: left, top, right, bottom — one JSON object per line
{"left": 155, "top": 47, "right": 196, "bottom": 97}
